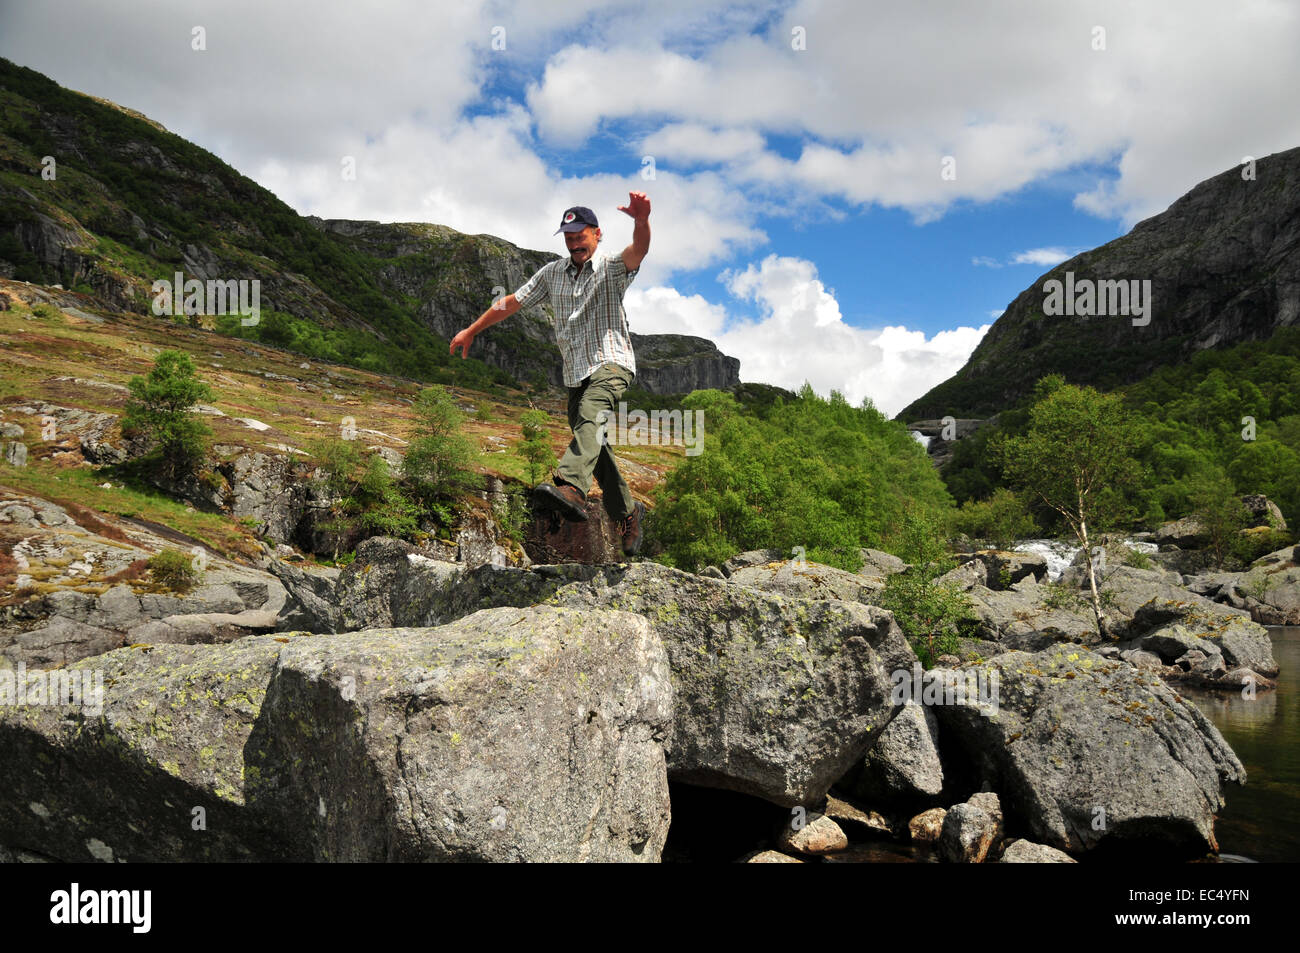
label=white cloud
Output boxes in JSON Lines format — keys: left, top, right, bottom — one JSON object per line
{"left": 622, "top": 255, "right": 988, "bottom": 416}
{"left": 522, "top": 0, "right": 1300, "bottom": 226}
{"left": 624, "top": 286, "right": 728, "bottom": 338}
{"left": 638, "top": 123, "right": 765, "bottom": 165}
{"left": 1010, "top": 247, "right": 1073, "bottom": 267}
{"left": 974, "top": 247, "right": 1075, "bottom": 269}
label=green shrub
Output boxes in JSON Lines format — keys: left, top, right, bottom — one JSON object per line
{"left": 402, "top": 386, "right": 480, "bottom": 522}
{"left": 147, "top": 548, "right": 200, "bottom": 592}
{"left": 954, "top": 488, "right": 1038, "bottom": 550}
{"left": 120, "top": 349, "right": 214, "bottom": 483}
{"left": 651, "top": 385, "right": 954, "bottom": 573}
{"left": 876, "top": 506, "right": 976, "bottom": 667}
{"left": 515, "top": 409, "right": 557, "bottom": 486}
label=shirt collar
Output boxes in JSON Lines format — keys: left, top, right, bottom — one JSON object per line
{"left": 565, "top": 251, "right": 595, "bottom": 278}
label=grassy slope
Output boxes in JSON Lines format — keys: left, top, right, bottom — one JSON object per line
{"left": 0, "top": 283, "right": 689, "bottom": 567}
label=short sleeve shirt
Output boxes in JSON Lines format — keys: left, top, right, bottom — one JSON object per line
{"left": 513, "top": 252, "right": 638, "bottom": 387}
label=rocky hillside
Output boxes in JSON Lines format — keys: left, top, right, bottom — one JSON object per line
{"left": 0, "top": 57, "right": 741, "bottom": 397}
{"left": 310, "top": 217, "right": 742, "bottom": 393}
{"left": 901, "top": 145, "right": 1300, "bottom": 420}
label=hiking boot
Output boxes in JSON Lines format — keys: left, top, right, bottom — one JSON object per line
{"left": 533, "top": 482, "right": 588, "bottom": 521}
{"left": 620, "top": 500, "right": 646, "bottom": 556}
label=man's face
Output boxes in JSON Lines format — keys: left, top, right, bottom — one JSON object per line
{"left": 565, "top": 225, "right": 600, "bottom": 265}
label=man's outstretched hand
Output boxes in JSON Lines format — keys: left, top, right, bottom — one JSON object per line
{"left": 618, "top": 191, "right": 650, "bottom": 220}
{"left": 450, "top": 327, "right": 476, "bottom": 358}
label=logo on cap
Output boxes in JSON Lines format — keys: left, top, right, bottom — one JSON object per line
{"left": 564, "top": 212, "right": 575, "bottom": 223}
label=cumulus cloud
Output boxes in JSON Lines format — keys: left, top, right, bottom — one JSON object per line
{"left": 628, "top": 255, "right": 989, "bottom": 417}
{"left": 522, "top": 0, "right": 1300, "bottom": 226}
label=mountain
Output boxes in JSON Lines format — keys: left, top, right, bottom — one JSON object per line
{"left": 0, "top": 57, "right": 740, "bottom": 396}
{"left": 900, "top": 146, "right": 1300, "bottom": 421}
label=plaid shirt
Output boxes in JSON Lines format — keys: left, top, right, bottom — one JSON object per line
{"left": 513, "top": 252, "right": 639, "bottom": 387}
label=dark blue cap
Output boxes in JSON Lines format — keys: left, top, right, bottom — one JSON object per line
{"left": 555, "top": 206, "right": 599, "bottom": 234}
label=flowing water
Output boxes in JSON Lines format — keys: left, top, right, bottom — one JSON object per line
{"left": 1181, "top": 626, "right": 1300, "bottom": 862}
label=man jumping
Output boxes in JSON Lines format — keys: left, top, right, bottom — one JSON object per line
{"left": 449, "top": 191, "right": 651, "bottom": 556}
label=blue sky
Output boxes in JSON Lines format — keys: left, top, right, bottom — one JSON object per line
{"left": 3, "top": 0, "right": 1298, "bottom": 416}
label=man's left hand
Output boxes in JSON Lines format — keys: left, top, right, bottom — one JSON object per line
{"left": 618, "top": 191, "right": 650, "bottom": 221}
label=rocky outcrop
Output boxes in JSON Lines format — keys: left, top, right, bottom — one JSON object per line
{"left": 628, "top": 333, "right": 740, "bottom": 394}
{"left": 931, "top": 644, "right": 1245, "bottom": 857}
{"left": 2, "top": 401, "right": 126, "bottom": 464}
{"left": 901, "top": 145, "right": 1300, "bottom": 419}
{"left": 1154, "top": 517, "right": 1210, "bottom": 548}
{"left": 0, "top": 606, "right": 675, "bottom": 862}
{"left": 939, "top": 558, "right": 1279, "bottom": 685}
{"left": 1, "top": 493, "right": 288, "bottom": 669}
{"left": 906, "top": 417, "right": 994, "bottom": 467}
{"left": 1187, "top": 545, "right": 1300, "bottom": 625}
{"left": 284, "top": 541, "right": 916, "bottom": 808}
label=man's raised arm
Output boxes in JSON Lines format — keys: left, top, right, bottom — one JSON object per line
{"left": 618, "top": 191, "right": 651, "bottom": 272}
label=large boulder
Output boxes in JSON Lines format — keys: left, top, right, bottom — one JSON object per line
{"left": 546, "top": 562, "right": 916, "bottom": 806}
{"left": 930, "top": 644, "right": 1244, "bottom": 857}
{"left": 328, "top": 537, "right": 601, "bottom": 632}
{"left": 297, "top": 547, "right": 918, "bottom": 808}
{"left": 248, "top": 606, "right": 673, "bottom": 861}
{"left": 1154, "top": 517, "right": 1210, "bottom": 548}
{"left": 0, "top": 606, "right": 675, "bottom": 862}
{"left": 1240, "top": 494, "right": 1286, "bottom": 530}
{"left": 958, "top": 584, "right": 1099, "bottom": 649}
{"left": 0, "top": 635, "right": 307, "bottom": 861}
{"left": 957, "top": 551, "right": 1049, "bottom": 590}
{"left": 843, "top": 699, "right": 944, "bottom": 806}
{"left": 725, "top": 558, "right": 886, "bottom": 602}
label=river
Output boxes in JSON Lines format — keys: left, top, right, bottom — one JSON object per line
{"left": 1182, "top": 625, "right": 1300, "bottom": 862}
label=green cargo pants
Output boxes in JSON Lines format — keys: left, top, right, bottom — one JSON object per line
{"left": 556, "top": 362, "right": 636, "bottom": 523}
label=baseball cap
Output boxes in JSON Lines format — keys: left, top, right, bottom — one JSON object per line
{"left": 554, "top": 206, "right": 599, "bottom": 234}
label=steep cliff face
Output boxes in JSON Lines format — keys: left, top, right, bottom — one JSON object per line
{"left": 307, "top": 217, "right": 564, "bottom": 387}
{"left": 629, "top": 333, "right": 740, "bottom": 393}
{"left": 901, "top": 146, "right": 1300, "bottom": 420}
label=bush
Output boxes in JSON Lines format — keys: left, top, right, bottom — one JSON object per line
{"left": 876, "top": 506, "right": 976, "bottom": 667}
{"left": 496, "top": 483, "right": 529, "bottom": 541}
{"left": 651, "top": 385, "right": 954, "bottom": 573}
{"left": 120, "top": 349, "right": 214, "bottom": 483}
{"left": 402, "top": 386, "right": 480, "bottom": 522}
{"left": 953, "top": 487, "right": 1038, "bottom": 549}
{"left": 147, "top": 548, "right": 201, "bottom": 592}
{"left": 515, "top": 409, "right": 557, "bottom": 486}
{"left": 308, "top": 438, "right": 420, "bottom": 558}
